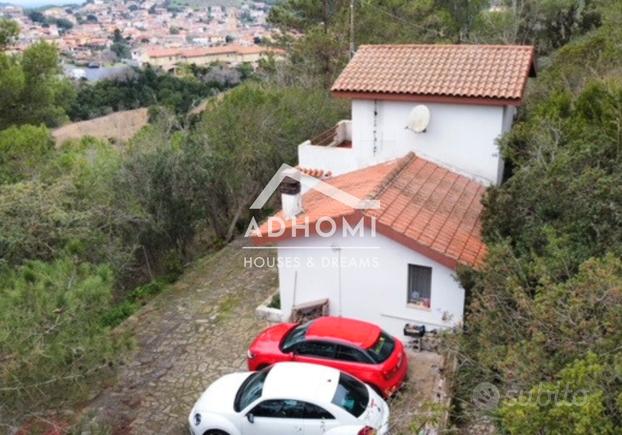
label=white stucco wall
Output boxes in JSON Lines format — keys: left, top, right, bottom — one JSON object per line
{"left": 351, "top": 99, "right": 509, "bottom": 185}
{"left": 298, "top": 141, "right": 358, "bottom": 176}
{"left": 275, "top": 231, "right": 464, "bottom": 341}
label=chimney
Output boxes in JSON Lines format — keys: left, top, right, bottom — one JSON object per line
{"left": 279, "top": 168, "right": 302, "bottom": 219}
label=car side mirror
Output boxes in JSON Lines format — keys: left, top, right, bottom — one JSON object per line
{"left": 246, "top": 413, "right": 254, "bottom": 424}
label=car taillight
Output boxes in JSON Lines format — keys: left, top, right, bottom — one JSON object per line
{"left": 246, "top": 349, "right": 255, "bottom": 359}
{"left": 358, "top": 427, "right": 377, "bottom": 435}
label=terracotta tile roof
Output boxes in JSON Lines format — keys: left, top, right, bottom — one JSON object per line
{"left": 253, "top": 153, "right": 487, "bottom": 268}
{"left": 296, "top": 166, "right": 333, "bottom": 178}
{"left": 331, "top": 44, "right": 535, "bottom": 104}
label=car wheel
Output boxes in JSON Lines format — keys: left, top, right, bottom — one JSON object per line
{"left": 203, "top": 431, "right": 229, "bottom": 435}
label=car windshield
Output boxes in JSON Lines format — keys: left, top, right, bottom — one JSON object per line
{"left": 281, "top": 321, "right": 311, "bottom": 352}
{"left": 331, "top": 372, "right": 369, "bottom": 417}
{"left": 366, "top": 332, "right": 396, "bottom": 363}
{"left": 234, "top": 366, "right": 271, "bottom": 412}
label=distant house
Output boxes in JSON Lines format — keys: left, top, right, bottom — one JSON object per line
{"left": 135, "top": 44, "right": 282, "bottom": 72}
{"left": 252, "top": 44, "right": 535, "bottom": 340}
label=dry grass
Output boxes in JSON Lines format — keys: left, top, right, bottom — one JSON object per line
{"left": 52, "top": 108, "right": 149, "bottom": 146}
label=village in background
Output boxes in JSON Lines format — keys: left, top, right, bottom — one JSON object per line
{"left": 1, "top": 0, "right": 276, "bottom": 80}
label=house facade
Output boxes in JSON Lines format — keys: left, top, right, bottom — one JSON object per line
{"left": 136, "top": 44, "right": 281, "bottom": 72}
{"left": 299, "top": 44, "right": 535, "bottom": 185}
{"left": 253, "top": 44, "right": 534, "bottom": 340}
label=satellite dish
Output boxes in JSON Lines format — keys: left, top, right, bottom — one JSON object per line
{"left": 406, "top": 105, "right": 430, "bottom": 133}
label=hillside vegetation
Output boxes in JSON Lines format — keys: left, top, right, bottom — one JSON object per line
{"left": 0, "top": 19, "right": 347, "bottom": 429}
{"left": 1, "top": 1, "right": 622, "bottom": 432}
{"left": 268, "top": 0, "right": 622, "bottom": 431}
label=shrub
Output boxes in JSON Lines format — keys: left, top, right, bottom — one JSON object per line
{"left": 0, "top": 258, "right": 126, "bottom": 424}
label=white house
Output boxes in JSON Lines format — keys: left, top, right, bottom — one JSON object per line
{"left": 299, "top": 44, "right": 535, "bottom": 186}
{"left": 252, "top": 44, "right": 534, "bottom": 340}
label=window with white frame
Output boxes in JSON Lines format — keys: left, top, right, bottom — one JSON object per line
{"left": 407, "top": 264, "right": 432, "bottom": 308}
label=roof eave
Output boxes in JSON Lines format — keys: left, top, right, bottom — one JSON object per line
{"left": 250, "top": 212, "right": 483, "bottom": 270}
{"left": 330, "top": 91, "right": 524, "bottom": 107}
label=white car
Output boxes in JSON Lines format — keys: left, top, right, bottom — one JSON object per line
{"left": 188, "top": 362, "right": 390, "bottom": 435}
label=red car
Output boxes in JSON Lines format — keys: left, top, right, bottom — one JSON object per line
{"left": 247, "top": 316, "right": 408, "bottom": 398}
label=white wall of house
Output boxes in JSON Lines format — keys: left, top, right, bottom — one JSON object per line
{"left": 298, "top": 141, "right": 359, "bottom": 176}
{"left": 351, "top": 99, "right": 512, "bottom": 185}
{"left": 275, "top": 231, "right": 464, "bottom": 341}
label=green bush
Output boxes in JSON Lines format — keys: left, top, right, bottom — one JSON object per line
{"left": 0, "top": 124, "right": 53, "bottom": 184}
{"left": 453, "top": 18, "right": 622, "bottom": 430}
{"left": 100, "top": 280, "right": 168, "bottom": 328}
{"left": 0, "top": 258, "right": 126, "bottom": 421}
{"left": 68, "top": 66, "right": 223, "bottom": 121}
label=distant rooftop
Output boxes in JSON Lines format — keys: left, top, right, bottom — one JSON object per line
{"left": 332, "top": 44, "right": 536, "bottom": 105}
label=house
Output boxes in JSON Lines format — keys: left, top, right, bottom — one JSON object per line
{"left": 252, "top": 44, "right": 534, "bottom": 340}
{"left": 136, "top": 44, "right": 282, "bottom": 72}
{"left": 299, "top": 44, "right": 535, "bottom": 186}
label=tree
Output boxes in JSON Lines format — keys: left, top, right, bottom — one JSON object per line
{"left": 267, "top": 0, "right": 460, "bottom": 87}
{"left": 0, "top": 258, "right": 125, "bottom": 424}
{"left": 55, "top": 18, "right": 74, "bottom": 31}
{"left": 110, "top": 28, "right": 131, "bottom": 59}
{"left": 0, "top": 124, "right": 52, "bottom": 184}
{"left": 0, "top": 41, "right": 75, "bottom": 128}
{"left": 499, "top": 352, "right": 619, "bottom": 434}
{"left": 68, "top": 66, "right": 219, "bottom": 120}
{"left": 469, "top": 0, "right": 603, "bottom": 53}
{"left": 0, "top": 18, "right": 19, "bottom": 50}
{"left": 27, "top": 10, "right": 46, "bottom": 24}
{"left": 451, "top": 7, "right": 622, "bottom": 429}
{"left": 191, "top": 83, "right": 348, "bottom": 240}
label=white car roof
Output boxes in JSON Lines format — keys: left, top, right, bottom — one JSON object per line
{"left": 262, "top": 362, "right": 340, "bottom": 403}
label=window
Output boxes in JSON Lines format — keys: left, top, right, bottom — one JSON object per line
{"left": 304, "top": 403, "right": 335, "bottom": 419}
{"left": 336, "top": 345, "right": 371, "bottom": 363}
{"left": 251, "top": 399, "right": 306, "bottom": 419}
{"left": 366, "top": 332, "right": 396, "bottom": 363}
{"left": 251, "top": 400, "right": 335, "bottom": 419}
{"left": 234, "top": 366, "right": 271, "bottom": 411}
{"left": 408, "top": 264, "right": 432, "bottom": 308}
{"left": 251, "top": 399, "right": 305, "bottom": 418}
{"left": 281, "top": 321, "right": 311, "bottom": 352}
{"left": 331, "top": 372, "right": 369, "bottom": 417}
{"left": 294, "top": 341, "right": 336, "bottom": 359}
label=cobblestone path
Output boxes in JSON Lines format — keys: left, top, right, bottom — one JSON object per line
{"left": 85, "top": 241, "right": 446, "bottom": 434}
{"left": 87, "top": 241, "right": 276, "bottom": 434}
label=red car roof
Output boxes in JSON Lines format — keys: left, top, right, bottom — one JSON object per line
{"left": 306, "top": 317, "right": 381, "bottom": 349}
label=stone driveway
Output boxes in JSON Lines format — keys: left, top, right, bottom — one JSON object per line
{"left": 87, "top": 241, "right": 275, "bottom": 434}
{"left": 85, "top": 241, "right": 447, "bottom": 434}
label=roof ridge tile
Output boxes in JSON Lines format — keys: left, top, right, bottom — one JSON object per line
{"left": 366, "top": 152, "right": 417, "bottom": 201}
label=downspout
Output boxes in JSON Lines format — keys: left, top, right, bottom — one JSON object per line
{"left": 373, "top": 100, "right": 379, "bottom": 156}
